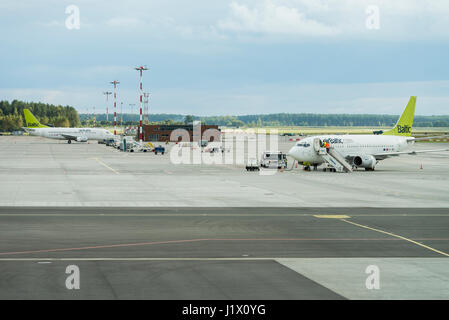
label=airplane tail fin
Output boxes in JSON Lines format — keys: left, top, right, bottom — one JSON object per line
{"left": 23, "top": 109, "right": 49, "bottom": 128}
{"left": 383, "top": 96, "right": 416, "bottom": 137}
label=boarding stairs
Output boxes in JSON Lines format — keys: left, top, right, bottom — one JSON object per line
{"left": 313, "top": 138, "right": 353, "bottom": 173}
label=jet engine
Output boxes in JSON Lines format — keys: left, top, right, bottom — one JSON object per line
{"left": 353, "top": 155, "right": 376, "bottom": 170}
{"left": 76, "top": 136, "right": 88, "bottom": 142}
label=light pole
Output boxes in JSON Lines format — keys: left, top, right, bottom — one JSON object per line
{"left": 129, "top": 103, "right": 136, "bottom": 126}
{"left": 110, "top": 80, "right": 120, "bottom": 135}
{"left": 144, "top": 92, "right": 150, "bottom": 125}
{"left": 135, "top": 66, "right": 148, "bottom": 142}
{"left": 103, "top": 91, "right": 112, "bottom": 128}
{"left": 120, "top": 102, "right": 123, "bottom": 129}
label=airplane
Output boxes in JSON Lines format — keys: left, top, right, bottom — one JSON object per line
{"left": 22, "top": 109, "right": 115, "bottom": 144}
{"left": 287, "top": 96, "right": 449, "bottom": 172}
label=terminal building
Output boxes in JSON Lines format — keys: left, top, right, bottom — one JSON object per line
{"left": 141, "top": 123, "right": 221, "bottom": 142}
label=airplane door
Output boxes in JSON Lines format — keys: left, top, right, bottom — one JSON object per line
{"left": 313, "top": 138, "right": 321, "bottom": 152}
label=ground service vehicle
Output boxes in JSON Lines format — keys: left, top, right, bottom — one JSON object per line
{"left": 260, "top": 151, "right": 287, "bottom": 169}
{"left": 245, "top": 158, "right": 260, "bottom": 171}
{"left": 154, "top": 145, "right": 165, "bottom": 155}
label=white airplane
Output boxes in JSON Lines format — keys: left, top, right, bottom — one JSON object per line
{"left": 23, "top": 109, "right": 115, "bottom": 143}
{"left": 287, "top": 96, "right": 449, "bottom": 172}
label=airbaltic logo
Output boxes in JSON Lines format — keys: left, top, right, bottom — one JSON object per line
{"left": 323, "top": 138, "right": 343, "bottom": 144}
{"left": 28, "top": 122, "right": 40, "bottom": 127}
{"left": 397, "top": 125, "right": 411, "bottom": 134}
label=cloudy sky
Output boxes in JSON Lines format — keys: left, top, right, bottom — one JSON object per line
{"left": 1, "top": 0, "right": 449, "bottom": 115}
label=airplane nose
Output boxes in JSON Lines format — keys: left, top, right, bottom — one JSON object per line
{"left": 287, "top": 146, "right": 295, "bottom": 157}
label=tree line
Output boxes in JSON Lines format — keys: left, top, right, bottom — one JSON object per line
{"left": 2, "top": 99, "right": 448, "bottom": 132}
{"left": 81, "top": 113, "right": 449, "bottom": 128}
{"left": 79, "top": 113, "right": 185, "bottom": 126}
{"left": 0, "top": 100, "right": 80, "bottom": 131}
{"left": 200, "top": 113, "right": 449, "bottom": 127}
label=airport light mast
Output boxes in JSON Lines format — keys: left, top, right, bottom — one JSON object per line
{"left": 110, "top": 80, "right": 120, "bottom": 136}
{"left": 135, "top": 66, "right": 148, "bottom": 142}
{"left": 129, "top": 103, "right": 136, "bottom": 127}
{"left": 120, "top": 102, "right": 123, "bottom": 128}
{"left": 144, "top": 92, "right": 150, "bottom": 125}
{"left": 103, "top": 91, "right": 112, "bottom": 128}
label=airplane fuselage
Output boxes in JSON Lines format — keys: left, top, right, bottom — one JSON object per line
{"left": 25, "top": 127, "right": 114, "bottom": 141}
{"left": 288, "top": 135, "right": 413, "bottom": 165}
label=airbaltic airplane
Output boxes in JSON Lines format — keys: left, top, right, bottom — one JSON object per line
{"left": 23, "top": 109, "right": 115, "bottom": 143}
{"left": 287, "top": 96, "right": 449, "bottom": 172}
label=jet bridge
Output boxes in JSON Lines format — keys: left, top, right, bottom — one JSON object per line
{"left": 313, "top": 138, "right": 353, "bottom": 173}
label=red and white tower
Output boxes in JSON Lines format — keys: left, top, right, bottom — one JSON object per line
{"left": 103, "top": 91, "right": 112, "bottom": 128}
{"left": 135, "top": 66, "right": 148, "bottom": 142}
{"left": 110, "top": 80, "right": 120, "bottom": 135}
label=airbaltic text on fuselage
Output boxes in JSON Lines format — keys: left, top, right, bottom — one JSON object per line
{"left": 323, "top": 138, "right": 343, "bottom": 144}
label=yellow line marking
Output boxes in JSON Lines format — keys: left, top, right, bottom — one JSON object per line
{"left": 341, "top": 219, "right": 449, "bottom": 257}
{"left": 93, "top": 157, "right": 119, "bottom": 174}
{"left": 314, "top": 215, "right": 350, "bottom": 219}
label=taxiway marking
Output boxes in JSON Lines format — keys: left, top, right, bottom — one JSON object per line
{"left": 0, "top": 237, "right": 448, "bottom": 256}
{"left": 341, "top": 219, "right": 449, "bottom": 257}
{"left": 91, "top": 157, "right": 119, "bottom": 174}
{"left": 0, "top": 213, "right": 447, "bottom": 217}
{"left": 314, "top": 215, "right": 350, "bottom": 219}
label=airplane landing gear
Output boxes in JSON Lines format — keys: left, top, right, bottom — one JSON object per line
{"left": 68, "top": 140, "right": 71, "bottom": 144}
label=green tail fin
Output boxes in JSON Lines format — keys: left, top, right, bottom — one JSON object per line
{"left": 23, "top": 109, "right": 49, "bottom": 128}
{"left": 383, "top": 96, "right": 416, "bottom": 137}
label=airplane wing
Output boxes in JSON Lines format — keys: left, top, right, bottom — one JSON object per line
{"left": 407, "top": 135, "right": 448, "bottom": 142}
{"left": 373, "top": 148, "right": 449, "bottom": 160}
